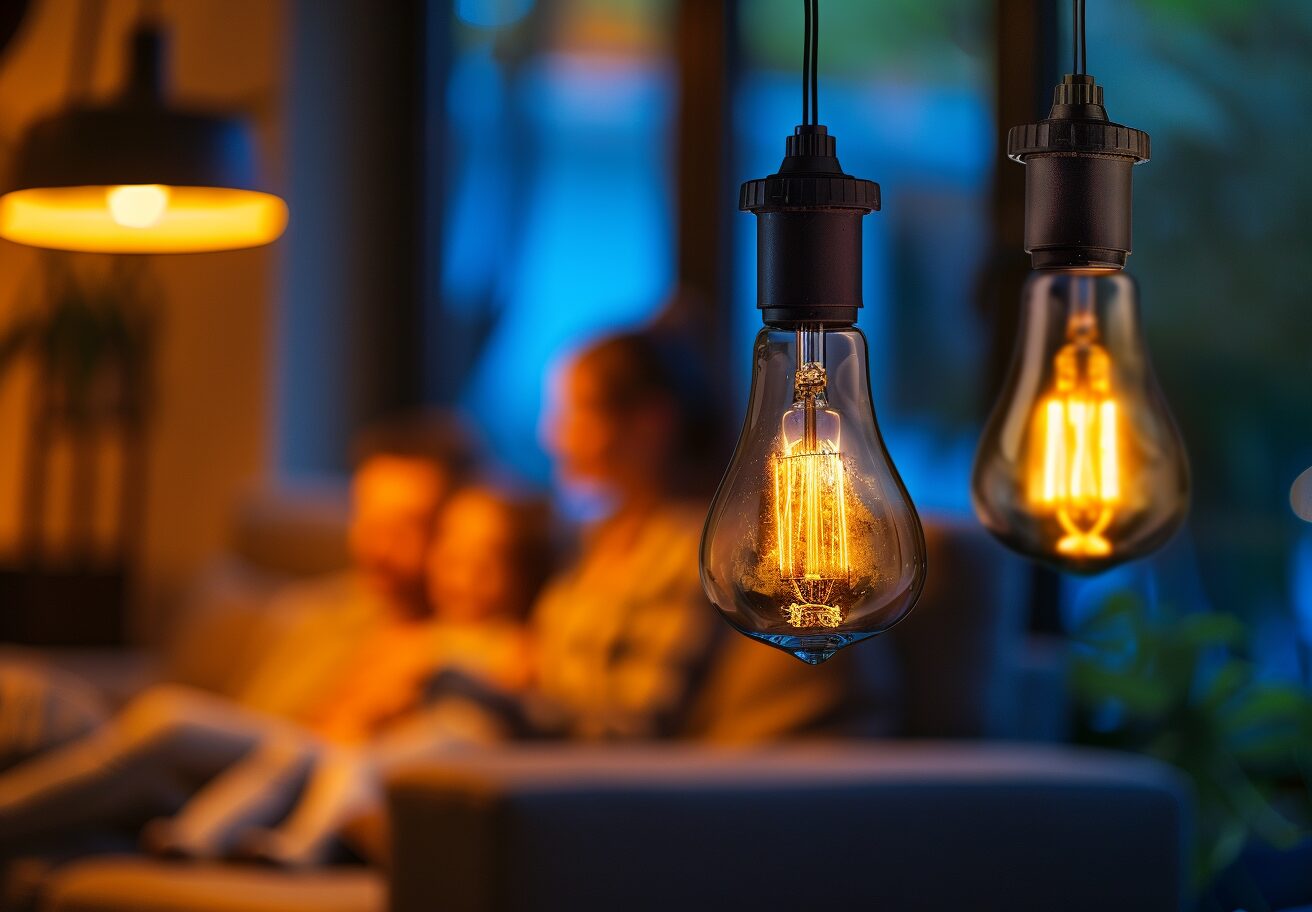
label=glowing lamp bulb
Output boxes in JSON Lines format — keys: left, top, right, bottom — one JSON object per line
{"left": 973, "top": 269, "right": 1188, "bottom": 573}
{"left": 702, "top": 326, "right": 926, "bottom": 664}
{"left": 106, "top": 184, "right": 171, "bottom": 228}
{"left": 707, "top": 11, "right": 925, "bottom": 662}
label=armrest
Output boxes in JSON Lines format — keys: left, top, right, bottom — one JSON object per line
{"left": 388, "top": 743, "right": 1191, "bottom": 912}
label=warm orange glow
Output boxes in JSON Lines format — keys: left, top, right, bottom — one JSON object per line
{"left": 1029, "top": 335, "right": 1120, "bottom": 558}
{"left": 106, "top": 184, "right": 171, "bottom": 228}
{"left": 0, "top": 185, "right": 288, "bottom": 252}
{"left": 773, "top": 373, "right": 850, "bottom": 629}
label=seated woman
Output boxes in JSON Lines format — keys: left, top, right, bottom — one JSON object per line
{"left": 528, "top": 329, "right": 723, "bottom": 739}
{"left": 0, "top": 480, "right": 549, "bottom": 862}
{"left": 527, "top": 328, "right": 854, "bottom": 744}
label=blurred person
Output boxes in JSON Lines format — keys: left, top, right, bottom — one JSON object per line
{"left": 194, "top": 485, "right": 553, "bottom": 866}
{"left": 0, "top": 413, "right": 476, "bottom": 850}
{"left": 532, "top": 328, "right": 859, "bottom": 743}
{"left": 530, "top": 329, "right": 723, "bottom": 739}
{"left": 413, "top": 485, "right": 548, "bottom": 694}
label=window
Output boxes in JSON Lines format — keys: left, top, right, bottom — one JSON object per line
{"left": 437, "top": 0, "right": 677, "bottom": 481}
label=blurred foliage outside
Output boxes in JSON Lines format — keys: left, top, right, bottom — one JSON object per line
{"left": 1072, "top": 594, "right": 1312, "bottom": 891}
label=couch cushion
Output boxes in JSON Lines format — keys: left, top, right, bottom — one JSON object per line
{"left": 388, "top": 743, "right": 1191, "bottom": 912}
{"left": 42, "top": 858, "right": 383, "bottom": 912}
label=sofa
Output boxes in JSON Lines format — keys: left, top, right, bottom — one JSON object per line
{"left": 35, "top": 743, "right": 1191, "bottom": 912}
{"left": 1, "top": 492, "right": 1192, "bottom": 911}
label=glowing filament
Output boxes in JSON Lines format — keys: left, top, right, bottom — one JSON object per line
{"left": 773, "top": 363, "right": 850, "bottom": 628}
{"left": 1030, "top": 338, "right": 1120, "bottom": 558}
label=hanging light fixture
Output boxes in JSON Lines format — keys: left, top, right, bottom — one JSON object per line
{"left": 0, "top": 21, "right": 287, "bottom": 253}
{"left": 701, "top": 0, "right": 926, "bottom": 665}
{"left": 972, "top": 0, "right": 1188, "bottom": 573}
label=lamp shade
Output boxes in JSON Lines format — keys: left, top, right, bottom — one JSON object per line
{"left": 0, "top": 26, "right": 287, "bottom": 253}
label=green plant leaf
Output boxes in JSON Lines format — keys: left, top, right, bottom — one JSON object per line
{"left": 1071, "top": 592, "right": 1312, "bottom": 889}
{"left": 1071, "top": 661, "right": 1175, "bottom": 717}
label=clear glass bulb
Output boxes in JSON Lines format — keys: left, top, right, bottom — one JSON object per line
{"left": 701, "top": 325, "right": 926, "bottom": 664}
{"left": 973, "top": 269, "right": 1189, "bottom": 573}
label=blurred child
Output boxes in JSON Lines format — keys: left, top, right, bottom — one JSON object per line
{"left": 421, "top": 486, "right": 548, "bottom": 694}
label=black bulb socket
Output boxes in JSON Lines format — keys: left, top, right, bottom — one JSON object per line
{"left": 1008, "top": 74, "right": 1150, "bottom": 270}
{"left": 740, "top": 125, "right": 879, "bottom": 328}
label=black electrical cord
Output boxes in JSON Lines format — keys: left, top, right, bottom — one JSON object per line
{"left": 802, "top": 0, "right": 811, "bottom": 125}
{"left": 810, "top": 0, "right": 819, "bottom": 124}
{"left": 1073, "top": 0, "right": 1086, "bottom": 75}
{"left": 801, "top": 0, "right": 821, "bottom": 126}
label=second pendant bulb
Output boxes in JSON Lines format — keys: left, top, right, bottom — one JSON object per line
{"left": 972, "top": 269, "right": 1189, "bottom": 573}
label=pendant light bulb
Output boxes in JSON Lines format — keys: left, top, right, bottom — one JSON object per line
{"left": 973, "top": 269, "right": 1188, "bottom": 572}
{"left": 971, "top": 9, "right": 1189, "bottom": 574}
{"left": 701, "top": 1, "right": 925, "bottom": 664}
{"left": 702, "top": 320, "right": 926, "bottom": 664}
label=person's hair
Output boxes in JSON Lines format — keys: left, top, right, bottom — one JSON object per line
{"left": 496, "top": 489, "right": 556, "bottom": 620}
{"left": 351, "top": 410, "right": 480, "bottom": 485}
{"left": 572, "top": 328, "right": 722, "bottom": 497}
